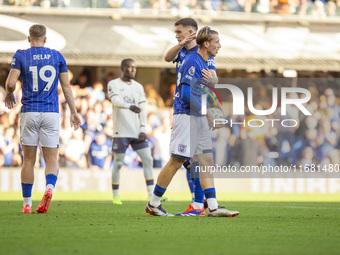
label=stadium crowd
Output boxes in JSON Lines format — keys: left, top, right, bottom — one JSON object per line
{"left": 1, "top": 68, "right": 340, "bottom": 170}
{"left": 1, "top": 0, "right": 340, "bottom": 17}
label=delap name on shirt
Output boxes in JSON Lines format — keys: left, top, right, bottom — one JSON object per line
{"left": 33, "top": 54, "right": 51, "bottom": 60}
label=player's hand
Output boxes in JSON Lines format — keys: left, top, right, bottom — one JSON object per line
{"left": 138, "top": 132, "right": 147, "bottom": 142}
{"left": 206, "top": 110, "right": 224, "bottom": 130}
{"left": 5, "top": 93, "right": 16, "bottom": 109}
{"left": 179, "top": 31, "right": 196, "bottom": 47}
{"left": 202, "top": 68, "right": 214, "bottom": 85}
{"left": 206, "top": 110, "right": 214, "bottom": 130}
{"left": 70, "top": 112, "right": 81, "bottom": 131}
{"left": 129, "top": 105, "right": 141, "bottom": 113}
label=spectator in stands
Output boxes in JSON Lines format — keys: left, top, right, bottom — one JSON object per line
{"left": 234, "top": 126, "right": 262, "bottom": 167}
{"left": 0, "top": 154, "right": 4, "bottom": 167}
{"left": 89, "top": 81, "right": 106, "bottom": 106}
{"left": 326, "top": 0, "right": 337, "bottom": 16}
{"left": 0, "top": 68, "right": 9, "bottom": 88}
{"left": 50, "top": 0, "right": 66, "bottom": 7}
{"left": 59, "top": 109, "right": 74, "bottom": 167}
{"left": 107, "top": 0, "right": 123, "bottom": 8}
{"left": 311, "top": 0, "right": 327, "bottom": 17}
{"left": 29, "top": 0, "right": 41, "bottom": 7}
{"left": 164, "top": 83, "right": 176, "bottom": 107}
{"left": 299, "top": 146, "right": 314, "bottom": 166}
{"left": 145, "top": 86, "right": 165, "bottom": 112}
{"left": 203, "top": 0, "right": 222, "bottom": 11}
{"left": 152, "top": 112, "right": 172, "bottom": 166}
{"left": 315, "top": 116, "right": 337, "bottom": 162}
{"left": 323, "top": 88, "right": 340, "bottom": 130}
{"left": 74, "top": 71, "right": 91, "bottom": 89}
{"left": 0, "top": 89, "right": 9, "bottom": 117}
{"left": 122, "top": 0, "right": 140, "bottom": 9}
{"left": 88, "top": 132, "right": 112, "bottom": 170}
{"left": 0, "top": 126, "right": 22, "bottom": 167}
{"left": 64, "top": 128, "right": 87, "bottom": 168}
{"left": 252, "top": 0, "right": 270, "bottom": 13}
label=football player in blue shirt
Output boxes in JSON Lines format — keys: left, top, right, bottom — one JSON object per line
{"left": 146, "top": 26, "right": 239, "bottom": 217}
{"left": 164, "top": 18, "right": 218, "bottom": 216}
{"left": 5, "top": 24, "right": 81, "bottom": 214}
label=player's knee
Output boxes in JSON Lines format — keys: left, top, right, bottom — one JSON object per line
{"left": 114, "top": 160, "right": 124, "bottom": 169}
{"left": 144, "top": 155, "right": 153, "bottom": 166}
{"left": 171, "top": 157, "right": 186, "bottom": 169}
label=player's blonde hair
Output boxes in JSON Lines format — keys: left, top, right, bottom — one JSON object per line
{"left": 196, "top": 26, "right": 218, "bottom": 46}
{"left": 29, "top": 24, "right": 46, "bottom": 40}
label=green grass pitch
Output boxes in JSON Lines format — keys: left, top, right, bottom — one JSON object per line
{"left": 0, "top": 197, "right": 339, "bottom": 255}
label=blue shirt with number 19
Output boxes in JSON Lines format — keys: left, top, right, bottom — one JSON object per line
{"left": 10, "top": 47, "right": 68, "bottom": 113}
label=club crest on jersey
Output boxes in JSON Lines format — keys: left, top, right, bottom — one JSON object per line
{"left": 113, "top": 143, "right": 118, "bottom": 150}
{"left": 180, "top": 52, "right": 185, "bottom": 57}
{"left": 189, "top": 66, "right": 195, "bottom": 76}
{"left": 178, "top": 144, "right": 187, "bottom": 153}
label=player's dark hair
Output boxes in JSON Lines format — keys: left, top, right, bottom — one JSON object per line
{"left": 29, "top": 24, "right": 46, "bottom": 39}
{"left": 196, "top": 26, "right": 218, "bottom": 46}
{"left": 174, "top": 18, "right": 198, "bottom": 31}
{"left": 121, "top": 58, "right": 135, "bottom": 70}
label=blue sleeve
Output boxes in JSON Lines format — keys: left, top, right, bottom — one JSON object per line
{"left": 57, "top": 51, "right": 68, "bottom": 73}
{"left": 11, "top": 51, "right": 22, "bottom": 71}
{"left": 208, "top": 94, "right": 214, "bottom": 104}
{"left": 207, "top": 88, "right": 215, "bottom": 104}
{"left": 180, "top": 84, "right": 201, "bottom": 113}
{"left": 172, "top": 55, "right": 179, "bottom": 64}
{"left": 207, "top": 57, "right": 216, "bottom": 71}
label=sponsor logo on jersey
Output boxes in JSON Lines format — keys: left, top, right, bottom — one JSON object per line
{"left": 208, "top": 59, "right": 215, "bottom": 67}
{"left": 11, "top": 58, "right": 16, "bottom": 66}
{"left": 174, "top": 92, "right": 180, "bottom": 97}
{"left": 123, "top": 96, "right": 136, "bottom": 104}
{"left": 189, "top": 66, "right": 195, "bottom": 76}
{"left": 178, "top": 144, "right": 187, "bottom": 153}
{"left": 185, "top": 75, "right": 193, "bottom": 81}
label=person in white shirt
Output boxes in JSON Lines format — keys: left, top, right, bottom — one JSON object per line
{"left": 108, "top": 59, "right": 154, "bottom": 205}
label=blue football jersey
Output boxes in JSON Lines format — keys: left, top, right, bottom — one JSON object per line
{"left": 174, "top": 45, "right": 216, "bottom": 75}
{"left": 10, "top": 47, "right": 68, "bottom": 113}
{"left": 89, "top": 139, "right": 112, "bottom": 168}
{"left": 174, "top": 52, "right": 212, "bottom": 115}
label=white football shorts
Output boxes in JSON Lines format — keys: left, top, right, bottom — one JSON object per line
{"left": 170, "top": 114, "right": 213, "bottom": 160}
{"left": 20, "top": 112, "right": 59, "bottom": 148}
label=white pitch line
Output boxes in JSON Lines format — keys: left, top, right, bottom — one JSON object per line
{"left": 234, "top": 204, "right": 340, "bottom": 210}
